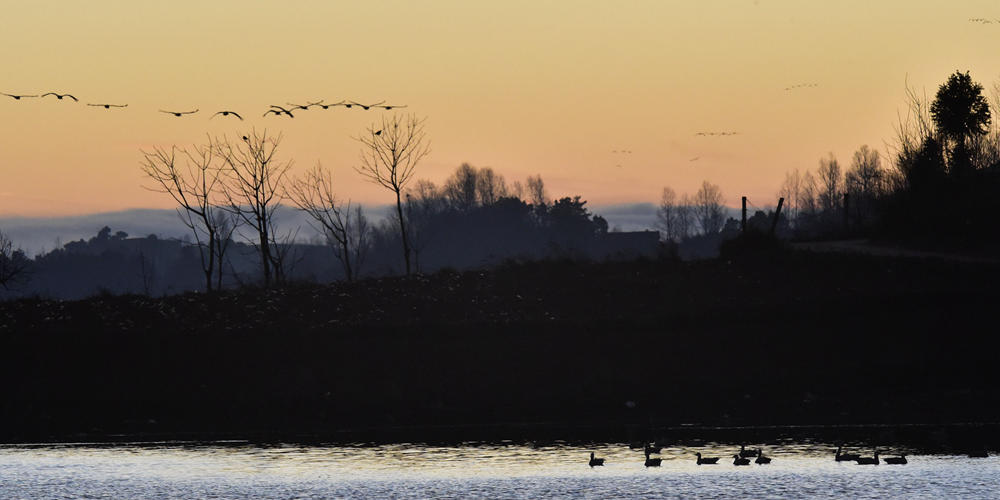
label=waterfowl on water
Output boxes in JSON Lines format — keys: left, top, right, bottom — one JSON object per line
{"left": 883, "top": 455, "right": 907, "bottom": 465}
{"left": 739, "top": 444, "right": 759, "bottom": 458}
{"left": 855, "top": 451, "right": 879, "bottom": 465}
{"left": 733, "top": 454, "right": 751, "bottom": 466}
{"left": 644, "top": 450, "right": 662, "bottom": 467}
{"left": 835, "top": 445, "right": 860, "bottom": 462}
{"left": 755, "top": 450, "right": 772, "bottom": 464}
{"left": 644, "top": 443, "right": 662, "bottom": 455}
{"left": 588, "top": 451, "right": 605, "bottom": 467}
{"left": 695, "top": 452, "right": 719, "bottom": 465}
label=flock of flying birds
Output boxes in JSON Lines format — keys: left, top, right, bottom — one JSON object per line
{"left": 784, "top": 83, "right": 819, "bottom": 91}
{"left": 969, "top": 17, "right": 1000, "bottom": 25}
{"left": 0, "top": 91, "right": 406, "bottom": 120}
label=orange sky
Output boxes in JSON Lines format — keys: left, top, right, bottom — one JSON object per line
{"left": 2, "top": 0, "right": 1000, "bottom": 216}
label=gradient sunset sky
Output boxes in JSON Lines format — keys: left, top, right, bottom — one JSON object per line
{"left": 2, "top": 0, "right": 999, "bottom": 216}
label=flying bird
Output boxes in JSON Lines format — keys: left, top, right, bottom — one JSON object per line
{"left": 87, "top": 103, "right": 128, "bottom": 109}
{"left": 41, "top": 92, "right": 78, "bottom": 101}
{"left": 2, "top": 92, "right": 38, "bottom": 100}
{"left": 347, "top": 100, "right": 385, "bottom": 110}
{"left": 286, "top": 102, "right": 317, "bottom": 111}
{"left": 264, "top": 106, "right": 294, "bottom": 118}
{"left": 377, "top": 104, "right": 407, "bottom": 110}
{"left": 375, "top": 130, "right": 382, "bottom": 136}
{"left": 212, "top": 111, "right": 244, "bottom": 120}
{"left": 689, "top": 156, "right": 700, "bottom": 162}
{"left": 313, "top": 100, "right": 346, "bottom": 110}
{"left": 159, "top": 109, "right": 199, "bottom": 117}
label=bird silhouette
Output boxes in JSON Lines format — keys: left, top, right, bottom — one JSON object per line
{"left": 2, "top": 92, "right": 39, "bottom": 100}
{"left": 348, "top": 100, "right": 385, "bottom": 110}
{"left": 159, "top": 109, "right": 199, "bottom": 117}
{"left": 41, "top": 92, "right": 78, "bottom": 101}
{"left": 835, "top": 444, "right": 860, "bottom": 462}
{"left": 588, "top": 452, "right": 605, "bottom": 467}
{"left": 644, "top": 450, "right": 662, "bottom": 467}
{"left": 264, "top": 106, "right": 294, "bottom": 118}
{"left": 755, "top": 449, "right": 771, "bottom": 464}
{"left": 212, "top": 111, "right": 244, "bottom": 120}
{"left": 738, "top": 444, "right": 759, "bottom": 458}
{"left": 375, "top": 130, "right": 383, "bottom": 136}
{"left": 313, "top": 100, "right": 346, "bottom": 110}
{"left": 689, "top": 156, "right": 700, "bottom": 162}
{"left": 733, "top": 454, "right": 751, "bottom": 466}
{"left": 695, "top": 452, "right": 719, "bottom": 465}
{"left": 855, "top": 451, "right": 879, "bottom": 465}
{"left": 87, "top": 103, "right": 128, "bottom": 109}
{"left": 286, "top": 102, "right": 316, "bottom": 111}
{"left": 377, "top": 104, "right": 407, "bottom": 110}
{"left": 883, "top": 455, "right": 907, "bottom": 465}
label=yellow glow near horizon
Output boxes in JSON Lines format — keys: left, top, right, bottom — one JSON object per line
{"left": 2, "top": 0, "right": 999, "bottom": 216}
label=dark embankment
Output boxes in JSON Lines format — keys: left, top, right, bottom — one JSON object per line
{"left": 1, "top": 250, "right": 999, "bottom": 446}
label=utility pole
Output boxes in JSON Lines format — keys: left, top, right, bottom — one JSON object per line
{"left": 741, "top": 196, "right": 747, "bottom": 233}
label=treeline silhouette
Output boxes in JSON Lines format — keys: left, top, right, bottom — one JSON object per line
{"left": 2, "top": 166, "right": 657, "bottom": 299}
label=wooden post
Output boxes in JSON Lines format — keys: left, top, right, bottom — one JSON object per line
{"left": 770, "top": 197, "right": 784, "bottom": 235}
{"left": 741, "top": 196, "right": 747, "bottom": 233}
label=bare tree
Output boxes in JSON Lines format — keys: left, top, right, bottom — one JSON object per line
{"left": 817, "top": 153, "right": 842, "bottom": 217}
{"left": 845, "top": 145, "right": 884, "bottom": 224}
{"left": 0, "top": 230, "right": 30, "bottom": 290}
{"left": 215, "top": 129, "right": 293, "bottom": 287}
{"left": 406, "top": 180, "right": 443, "bottom": 272}
{"left": 676, "top": 194, "right": 695, "bottom": 240}
{"left": 656, "top": 186, "right": 680, "bottom": 241}
{"left": 476, "top": 167, "right": 508, "bottom": 205}
{"left": 288, "top": 163, "right": 363, "bottom": 282}
{"left": 140, "top": 143, "right": 231, "bottom": 292}
{"left": 443, "top": 163, "right": 479, "bottom": 210}
{"left": 694, "top": 181, "right": 726, "bottom": 235}
{"left": 526, "top": 174, "right": 548, "bottom": 207}
{"left": 778, "top": 168, "right": 803, "bottom": 225}
{"left": 355, "top": 114, "right": 430, "bottom": 275}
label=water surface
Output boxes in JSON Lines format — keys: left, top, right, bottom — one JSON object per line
{"left": 1, "top": 442, "right": 995, "bottom": 499}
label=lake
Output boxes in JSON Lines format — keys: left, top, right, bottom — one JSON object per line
{"left": 1, "top": 441, "right": 995, "bottom": 499}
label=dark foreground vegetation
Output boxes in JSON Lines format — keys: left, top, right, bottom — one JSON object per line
{"left": 2, "top": 249, "right": 998, "bottom": 448}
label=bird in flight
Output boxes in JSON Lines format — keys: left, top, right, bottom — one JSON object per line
{"left": 212, "top": 111, "right": 244, "bottom": 120}
{"left": 312, "top": 100, "right": 346, "bottom": 110}
{"left": 87, "top": 103, "right": 128, "bottom": 109}
{"left": 159, "top": 109, "right": 199, "bottom": 117}
{"left": 784, "top": 83, "right": 819, "bottom": 91}
{"left": 377, "top": 104, "right": 407, "bottom": 110}
{"left": 375, "top": 130, "right": 382, "bottom": 136}
{"left": 264, "top": 105, "right": 294, "bottom": 118}
{"left": 41, "top": 92, "right": 78, "bottom": 101}
{"left": 347, "top": 100, "right": 385, "bottom": 110}
{"left": 2, "top": 92, "right": 38, "bottom": 100}
{"left": 689, "top": 156, "right": 700, "bottom": 162}
{"left": 286, "top": 102, "right": 317, "bottom": 111}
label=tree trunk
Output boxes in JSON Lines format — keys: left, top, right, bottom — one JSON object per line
{"left": 395, "top": 189, "right": 411, "bottom": 275}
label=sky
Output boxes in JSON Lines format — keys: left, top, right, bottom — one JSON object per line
{"left": 2, "top": 0, "right": 1000, "bottom": 217}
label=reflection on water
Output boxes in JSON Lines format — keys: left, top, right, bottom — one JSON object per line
{"left": 1, "top": 441, "right": 996, "bottom": 499}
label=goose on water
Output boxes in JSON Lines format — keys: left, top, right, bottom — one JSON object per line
{"left": 835, "top": 445, "right": 860, "bottom": 462}
{"left": 855, "top": 451, "right": 879, "bottom": 465}
{"left": 755, "top": 450, "right": 771, "bottom": 464}
{"left": 644, "top": 450, "right": 662, "bottom": 467}
{"left": 695, "top": 452, "right": 719, "bottom": 465}
{"left": 588, "top": 451, "right": 604, "bottom": 467}
{"left": 883, "top": 455, "right": 907, "bottom": 465}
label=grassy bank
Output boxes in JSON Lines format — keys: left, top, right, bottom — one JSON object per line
{"left": 1, "top": 251, "right": 998, "bottom": 444}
